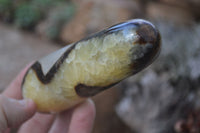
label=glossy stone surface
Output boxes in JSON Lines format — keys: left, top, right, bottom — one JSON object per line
{"left": 22, "top": 19, "right": 161, "bottom": 113}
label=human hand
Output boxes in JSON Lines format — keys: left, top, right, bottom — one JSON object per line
{"left": 0, "top": 64, "right": 96, "bottom": 133}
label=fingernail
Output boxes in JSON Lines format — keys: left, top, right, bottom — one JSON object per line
{"left": 18, "top": 99, "right": 34, "bottom": 108}
{"left": 25, "top": 99, "right": 35, "bottom": 109}
{"left": 18, "top": 99, "right": 28, "bottom": 106}
{"left": 87, "top": 98, "right": 95, "bottom": 107}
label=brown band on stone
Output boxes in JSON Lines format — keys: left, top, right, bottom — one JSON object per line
{"left": 30, "top": 44, "right": 76, "bottom": 84}
{"left": 75, "top": 82, "right": 118, "bottom": 97}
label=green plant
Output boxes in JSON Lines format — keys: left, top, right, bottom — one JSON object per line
{"left": 32, "top": 0, "right": 66, "bottom": 11}
{"left": 0, "top": 0, "right": 12, "bottom": 13}
{"left": 0, "top": 0, "right": 13, "bottom": 21}
{"left": 15, "top": 3, "right": 42, "bottom": 29}
{"left": 45, "top": 3, "right": 76, "bottom": 40}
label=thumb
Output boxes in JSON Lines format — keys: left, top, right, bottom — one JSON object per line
{"left": 0, "top": 94, "right": 36, "bottom": 132}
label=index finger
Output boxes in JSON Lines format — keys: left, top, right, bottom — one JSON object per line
{"left": 3, "top": 63, "right": 33, "bottom": 99}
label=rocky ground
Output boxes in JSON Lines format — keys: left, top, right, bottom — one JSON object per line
{"left": 116, "top": 22, "right": 200, "bottom": 133}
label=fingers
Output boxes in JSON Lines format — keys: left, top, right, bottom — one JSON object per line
{"left": 48, "top": 109, "right": 73, "bottom": 133}
{"left": 18, "top": 113, "right": 55, "bottom": 133}
{"left": 69, "top": 99, "right": 96, "bottom": 133}
{"left": 3, "top": 63, "right": 33, "bottom": 99}
{"left": 20, "top": 99, "right": 96, "bottom": 133}
{"left": 0, "top": 95, "right": 36, "bottom": 132}
{"left": 49, "top": 99, "right": 96, "bottom": 133}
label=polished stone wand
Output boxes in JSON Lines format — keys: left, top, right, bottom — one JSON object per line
{"left": 22, "top": 19, "right": 161, "bottom": 113}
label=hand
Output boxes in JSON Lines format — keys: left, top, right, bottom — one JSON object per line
{"left": 0, "top": 64, "right": 96, "bottom": 133}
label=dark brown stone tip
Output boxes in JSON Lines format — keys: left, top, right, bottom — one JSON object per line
{"left": 136, "top": 23, "right": 159, "bottom": 45}
{"left": 130, "top": 21, "right": 161, "bottom": 74}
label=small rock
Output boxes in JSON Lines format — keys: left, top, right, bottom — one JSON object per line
{"left": 61, "top": 0, "right": 142, "bottom": 44}
{"left": 146, "top": 2, "right": 195, "bottom": 25}
{"left": 60, "top": 1, "right": 93, "bottom": 43}
{"left": 159, "top": 0, "right": 200, "bottom": 20}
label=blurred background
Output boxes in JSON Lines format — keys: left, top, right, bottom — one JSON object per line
{"left": 0, "top": 0, "right": 200, "bottom": 133}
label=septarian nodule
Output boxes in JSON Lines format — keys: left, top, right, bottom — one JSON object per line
{"left": 22, "top": 19, "right": 161, "bottom": 113}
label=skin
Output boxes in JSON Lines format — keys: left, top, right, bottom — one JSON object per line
{"left": 0, "top": 64, "right": 96, "bottom": 133}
